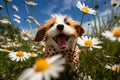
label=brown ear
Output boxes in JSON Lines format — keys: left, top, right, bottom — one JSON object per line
{"left": 34, "top": 25, "right": 47, "bottom": 42}
{"left": 74, "top": 22, "right": 84, "bottom": 36}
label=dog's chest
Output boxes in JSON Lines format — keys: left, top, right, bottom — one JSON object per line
{"left": 45, "top": 45, "right": 80, "bottom": 63}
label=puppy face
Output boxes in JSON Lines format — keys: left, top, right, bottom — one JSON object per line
{"left": 35, "top": 14, "right": 84, "bottom": 50}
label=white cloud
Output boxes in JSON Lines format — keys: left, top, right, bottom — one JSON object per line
{"left": 42, "top": 4, "right": 57, "bottom": 15}
{"left": 42, "top": 0, "right": 78, "bottom": 15}
{"left": 59, "top": 0, "right": 77, "bottom": 12}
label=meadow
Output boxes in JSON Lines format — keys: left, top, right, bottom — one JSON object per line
{"left": 0, "top": 0, "right": 120, "bottom": 80}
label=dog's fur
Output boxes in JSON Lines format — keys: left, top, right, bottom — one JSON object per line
{"left": 35, "top": 14, "right": 84, "bottom": 63}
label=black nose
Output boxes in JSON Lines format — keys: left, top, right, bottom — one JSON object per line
{"left": 57, "top": 24, "right": 64, "bottom": 31}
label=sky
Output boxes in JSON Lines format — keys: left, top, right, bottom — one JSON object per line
{"left": 0, "top": 0, "right": 118, "bottom": 33}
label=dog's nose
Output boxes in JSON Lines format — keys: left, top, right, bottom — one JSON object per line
{"left": 57, "top": 24, "right": 64, "bottom": 31}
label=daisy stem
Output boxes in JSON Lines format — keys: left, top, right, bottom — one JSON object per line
{"left": 85, "top": 47, "right": 89, "bottom": 54}
{"left": 29, "top": 23, "right": 32, "bottom": 31}
{"left": 4, "top": 25, "right": 12, "bottom": 38}
{"left": 4, "top": 2, "right": 16, "bottom": 35}
{"left": 31, "top": 6, "right": 34, "bottom": 17}
{"left": 80, "top": 12, "right": 85, "bottom": 26}
{"left": 23, "top": 0, "right": 33, "bottom": 30}
{"left": 24, "top": 0, "right": 30, "bottom": 16}
{"left": 73, "top": 13, "right": 85, "bottom": 57}
{"left": 93, "top": 15, "right": 97, "bottom": 34}
{"left": 4, "top": 3, "right": 12, "bottom": 23}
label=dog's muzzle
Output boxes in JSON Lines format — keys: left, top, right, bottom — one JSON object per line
{"left": 57, "top": 24, "right": 64, "bottom": 31}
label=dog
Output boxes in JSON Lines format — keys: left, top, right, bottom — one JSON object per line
{"left": 34, "top": 14, "right": 84, "bottom": 64}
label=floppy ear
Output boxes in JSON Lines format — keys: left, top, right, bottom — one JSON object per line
{"left": 34, "top": 25, "right": 47, "bottom": 42}
{"left": 74, "top": 22, "right": 84, "bottom": 36}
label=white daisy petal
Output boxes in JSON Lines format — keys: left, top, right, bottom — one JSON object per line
{"left": 93, "top": 45, "right": 102, "bottom": 49}
{"left": 12, "top": 5, "right": 19, "bottom": 12}
{"left": 18, "top": 68, "right": 34, "bottom": 80}
{"left": 118, "top": 37, "right": 120, "bottom": 42}
{"left": 49, "top": 69, "right": 59, "bottom": 78}
{"left": 109, "top": 37, "right": 116, "bottom": 41}
{"left": 89, "top": 47, "right": 93, "bottom": 51}
{"left": 51, "top": 65, "right": 64, "bottom": 73}
{"left": 102, "top": 31, "right": 113, "bottom": 38}
{"left": 105, "top": 65, "right": 112, "bottom": 69}
{"left": 29, "top": 72, "right": 43, "bottom": 80}
{"left": 44, "top": 71, "right": 51, "bottom": 80}
{"left": 77, "top": 37, "right": 85, "bottom": 46}
{"left": 76, "top": 1, "right": 83, "bottom": 11}
{"left": 47, "top": 54, "right": 62, "bottom": 64}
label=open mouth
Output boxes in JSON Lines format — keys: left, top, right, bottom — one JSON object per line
{"left": 53, "top": 34, "right": 69, "bottom": 49}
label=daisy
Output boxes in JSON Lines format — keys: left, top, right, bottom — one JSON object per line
{"left": 1, "top": 43, "right": 11, "bottom": 48}
{"left": 77, "top": 36, "right": 102, "bottom": 50}
{"left": 105, "top": 64, "right": 120, "bottom": 72}
{"left": 111, "top": 0, "right": 120, "bottom": 7}
{"left": 12, "top": 42, "right": 22, "bottom": 47}
{"left": 21, "top": 36, "right": 29, "bottom": 41}
{"left": 28, "top": 16, "right": 34, "bottom": 19}
{"left": 0, "top": 18, "right": 11, "bottom": 24}
{"left": 12, "top": 5, "right": 19, "bottom": 12}
{"left": 18, "top": 54, "right": 65, "bottom": 80}
{"left": 20, "top": 29, "right": 33, "bottom": 41}
{"left": 13, "top": 18, "right": 21, "bottom": 23}
{"left": 102, "top": 27, "right": 120, "bottom": 42}
{"left": 8, "top": 51, "right": 30, "bottom": 61}
{"left": 80, "top": 73, "right": 92, "bottom": 80}
{"left": 21, "top": 29, "right": 30, "bottom": 37}
{"left": 0, "top": 48, "right": 10, "bottom": 52}
{"left": 3, "top": 0, "right": 12, "bottom": 3}
{"left": 0, "top": 35, "right": 4, "bottom": 39}
{"left": 13, "top": 14, "right": 21, "bottom": 19}
{"left": 34, "top": 19, "right": 40, "bottom": 26}
{"left": 29, "top": 53, "right": 38, "bottom": 57}
{"left": 26, "top": 19, "right": 32, "bottom": 23}
{"left": 25, "top": 1, "right": 38, "bottom": 6}
{"left": 76, "top": 1, "right": 96, "bottom": 15}
{"left": 0, "top": 5, "right": 3, "bottom": 10}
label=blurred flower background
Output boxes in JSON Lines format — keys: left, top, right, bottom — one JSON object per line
{"left": 0, "top": 0, "right": 120, "bottom": 80}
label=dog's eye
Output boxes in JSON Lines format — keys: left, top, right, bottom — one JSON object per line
{"left": 65, "top": 22, "right": 70, "bottom": 25}
{"left": 50, "top": 23, "right": 54, "bottom": 28}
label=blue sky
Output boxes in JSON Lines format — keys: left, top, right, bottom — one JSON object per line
{"left": 0, "top": 0, "right": 113, "bottom": 32}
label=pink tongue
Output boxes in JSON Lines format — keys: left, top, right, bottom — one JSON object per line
{"left": 56, "top": 35, "right": 67, "bottom": 49}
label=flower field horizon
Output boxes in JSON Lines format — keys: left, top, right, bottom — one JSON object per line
{"left": 0, "top": 0, "right": 120, "bottom": 80}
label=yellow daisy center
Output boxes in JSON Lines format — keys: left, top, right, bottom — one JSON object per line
{"left": 82, "top": 7, "right": 90, "bottom": 13}
{"left": 3, "top": 18, "right": 8, "bottom": 22}
{"left": 113, "top": 29, "right": 120, "bottom": 37}
{"left": 3, "top": 0, "right": 11, "bottom": 2}
{"left": 28, "top": 1, "right": 36, "bottom": 6}
{"left": 16, "top": 51, "right": 24, "bottom": 57}
{"left": 24, "top": 31, "right": 29, "bottom": 35}
{"left": 30, "top": 53, "right": 36, "bottom": 57}
{"left": 84, "top": 40, "right": 93, "bottom": 46}
{"left": 3, "top": 49, "right": 9, "bottom": 52}
{"left": 35, "top": 58, "right": 50, "bottom": 72}
{"left": 112, "top": 66, "right": 120, "bottom": 72}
